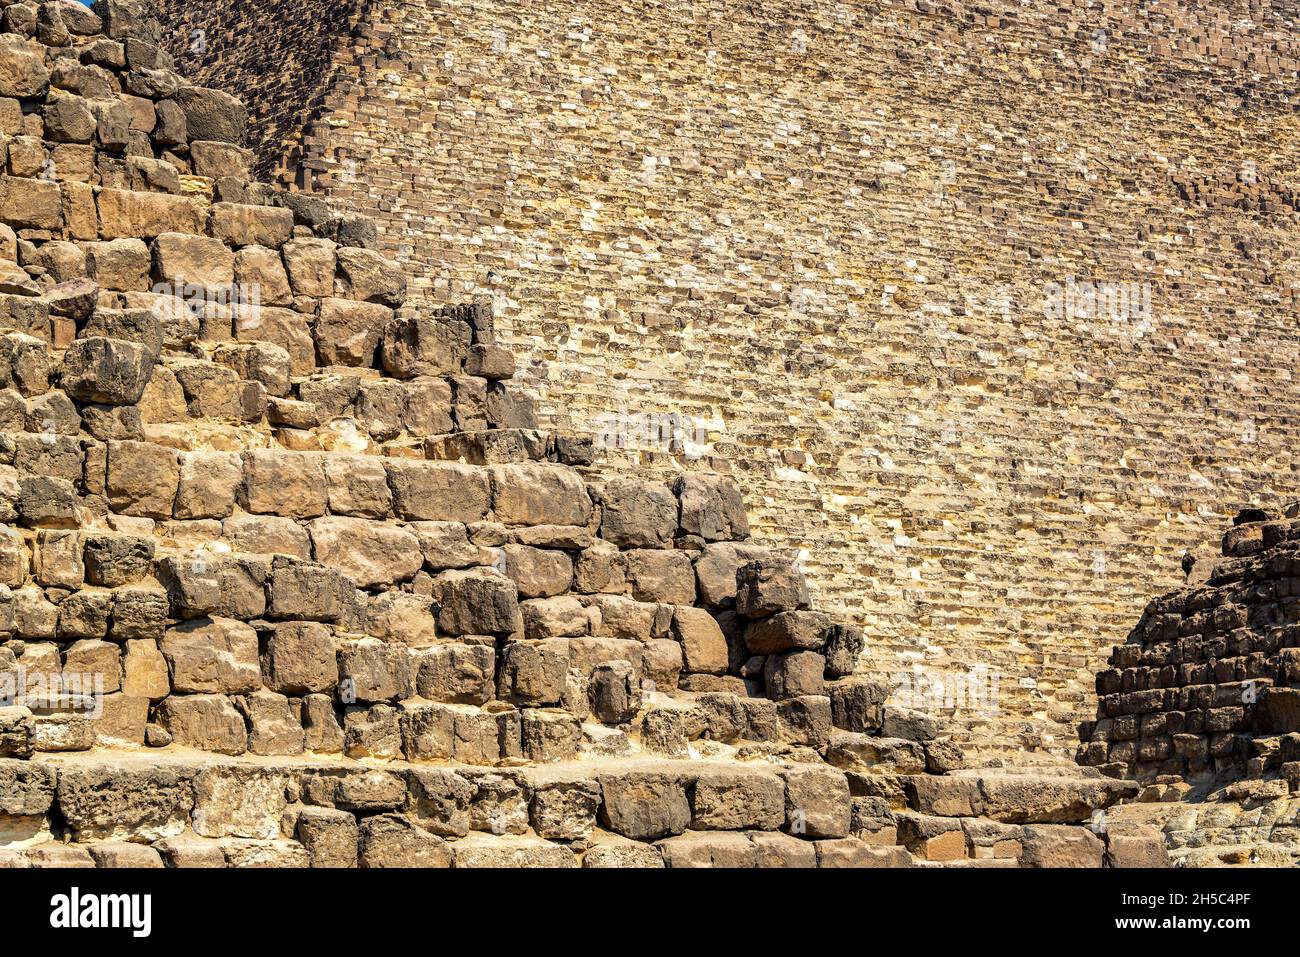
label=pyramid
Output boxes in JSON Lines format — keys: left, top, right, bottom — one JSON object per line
{"left": 0, "top": 0, "right": 1154, "bottom": 868}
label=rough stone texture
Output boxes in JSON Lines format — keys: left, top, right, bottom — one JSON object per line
{"left": 151, "top": 0, "right": 1300, "bottom": 757}
{"left": 0, "top": 0, "right": 1171, "bottom": 871}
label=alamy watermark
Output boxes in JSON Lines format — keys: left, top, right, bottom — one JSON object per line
{"left": 151, "top": 278, "right": 263, "bottom": 329}
{"left": 891, "top": 664, "right": 1001, "bottom": 716}
{"left": 0, "top": 667, "right": 105, "bottom": 718}
{"left": 592, "top": 406, "right": 709, "bottom": 459}
{"left": 1042, "top": 276, "right": 1153, "bottom": 336}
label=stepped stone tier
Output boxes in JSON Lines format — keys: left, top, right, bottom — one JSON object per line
{"left": 0, "top": 0, "right": 1166, "bottom": 868}
{"left": 1079, "top": 504, "right": 1300, "bottom": 864}
{"left": 153, "top": 0, "right": 1300, "bottom": 754}
{"left": 1080, "top": 504, "right": 1300, "bottom": 786}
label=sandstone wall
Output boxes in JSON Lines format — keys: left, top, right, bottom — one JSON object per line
{"left": 153, "top": 0, "right": 1300, "bottom": 754}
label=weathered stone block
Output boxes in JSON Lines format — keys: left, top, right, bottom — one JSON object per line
{"left": 357, "top": 813, "right": 451, "bottom": 868}
{"left": 626, "top": 549, "right": 696, "bottom": 605}
{"left": 316, "top": 297, "right": 390, "bottom": 366}
{"left": 241, "top": 450, "right": 327, "bottom": 518}
{"left": 490, "top": 463, "right": 591, "bottom": 527}
{"left": 268, "top": 556, "right": 354, "bottom": 622}
{"left": 160, "top": 617, "right": 261, "bottom": 695}
{"left": 262, "top": 621, "right": 337, "bottom": 695}
{"left": 672, "top": 606, "right": 728, "bottom": 674}
{"left": 308, "top": 516, "right": 421, "bottom": 588}
{"left": 296, "top": 806, "right": 358, "bottom": 868}
{"left": 501, "top": 544, "right": 573, "bottom": 598}
{"left": 765, "top": 651, "right": 826, "bottom": 700}
{"left": 55, "top": 765, "right": 191, "bottom": 843}
{"left": 1020, "top": 825, "right": 1105, "bottom": 868}
{"left": 520, "top": 708, "right": 581, "bottom": 763}
{"left": 192, "top": 767, "right": 288, "bottom": 839}
{"left": 599, "top": 477, "right": 677, "bottom": 548}
{"left": 82, "top": 534, "right": 154, "bottom": 587}
{"left": 521, "top": 595, "right": 588, "bottom": 639}
{"left": 736, "top": 560, "right": 809, "bottom": 618}
{"left": 414, "top": 644, "right": 495, "bottom": 704}
{"left": 674, "top": 474, "right": 748, "bottom": 542}
{"left": 97, "top": 188, "right": 202, "bottom": 238}
{"left": 659, "top": 831, "right": 758, "bottom": 868}
{"left": 337, "top": 638, "right": 413, "bottom": 704}
{"left": 588, "top": 660, "right": 640, "bottom": 723}
{"left": 430, "top": 569, "right": 520, "bottom": 636}
{"left": 156, "top": 693, "right": 247, "bottom": 755}
{"left": 209, "top": 202, "right": 293, "bottom": 248}
{"left": 386, "top": 460, "right": 490, "bottom": 523}
{"left": 744, "top": 610, "right": 830, "bottom": 654}
{"left": 783, "top": 765, "right": 851, "bottom": 838}
{"left": 61, "top": 337, "right": 154, "bottom": 404}
{"left": 496, "top": 640, "right": 567, "bottom": 706}
{"left": 692, "top": 770, "right": 785, "bottom": 831}
{"left": 105, "top": 439, "right": 178, "bottom": 518}
{"left": 598, "top": 771, "right": 691, "bottom": 841}
{"left": 238, "top": 690, "right": 305, "bottom": 756}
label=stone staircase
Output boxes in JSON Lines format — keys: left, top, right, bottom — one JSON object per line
{"left": 0, "top": 0, "right": 1161, "bottom": 867}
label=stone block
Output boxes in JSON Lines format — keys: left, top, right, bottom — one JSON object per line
{"left": 736, "top": 560, "right": 809, "bottom": 618}
{"left": 160, "top": 617, "right": 260, "bottom": 694}
{"left": 490, "top": 463, "right": 591, "bottom": 527}
{"left": 692, "top": 769, "right": 785, "bottom": 831}
{"left": 308, "top": 516, "right": 421, "bottom": 588}
{"left": 414, "top": 644, "right": 495, "bottom": 704}
{"left": 61, "top": 337, "right": 154, "bottom": 404}
{"left": 598, "top": 771, "right": 690, "bottom": 841}
{"left": 156, "top": 693, "right": 247, "bottom": 755}
{"left": 599, "top": 477, "right": 677, "bottom": 547}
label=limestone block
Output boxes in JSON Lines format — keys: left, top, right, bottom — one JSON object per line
{"left": 316, "top": 297, "right": 390, "bottom": 366}
{"left": 192, "top": 767, "right": 287, "bottom": 839}
{"left": 659, "top": 831, "right": 758, "bottom": 868}
{"left": 736, "top": 560, "right": 810, "bottom": 618}
{"left": 263, "top": 621, "right": 337, "bottom": 695}
{"left": 357, "top": 813, "right": 451, "bottom": 868}
{"left": 308, "top": 516, "right": 421, "bottom": 588}
{"left": 430, "top": 569, "right": 520, "bottom": 636}
{"left": 152, "top": 231, "right": 233, "bottom": 287}
{"left": 626, "top": 549, "right": 695, "bottom": 604}
{"left": 209, "top": 202, "right": 293, "bottom": 248}
{"left": 97, "top": 188, "right": 202, "bottom": 238}
{"left": 174, "top": 87, "right": 247, "bottom": 145}
{"left": 692, "top": 769, "right": 786, "bottom": 831}
{"left": 337, "top": 638, "right": 413, "bottom": 704}
{"left": 490, "top": 463, "right": 591, "bottom": 527}
{"left": 55, "top": 765, "right": 191, "bottom": 843}
{"left": 160, "top": 617, "right": 261, "bottom": 694}
{"left": 744, "top": 610, "right": 830, "bottom": 655}
{"left": 105, "top": 439, "right": 179, "bottom": 518}
{"left": 296, "top": 806, "right": 358, "bottom": 868}
{"left": 414, "top": 643, "right": 495, "bottom": 704}
{"left": 386, "top": 460, "right": 490, "bottom": 523}
{"left": 501, "top": 543, "right": 573, "bottom": 598}
{"left": 672, "top": 606, "right": 728, "bottom": 674}
{"left": 782, "top": 765, "right": 851, "bottom": 838}
{"left": 61, "top": 337, "right": 154, "bottom": 404}
{"left": 598, "top": 771, "right": 690, "bottom": 841}
{"left": 599, "top": 477, "right": 677, "bottom": 548}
